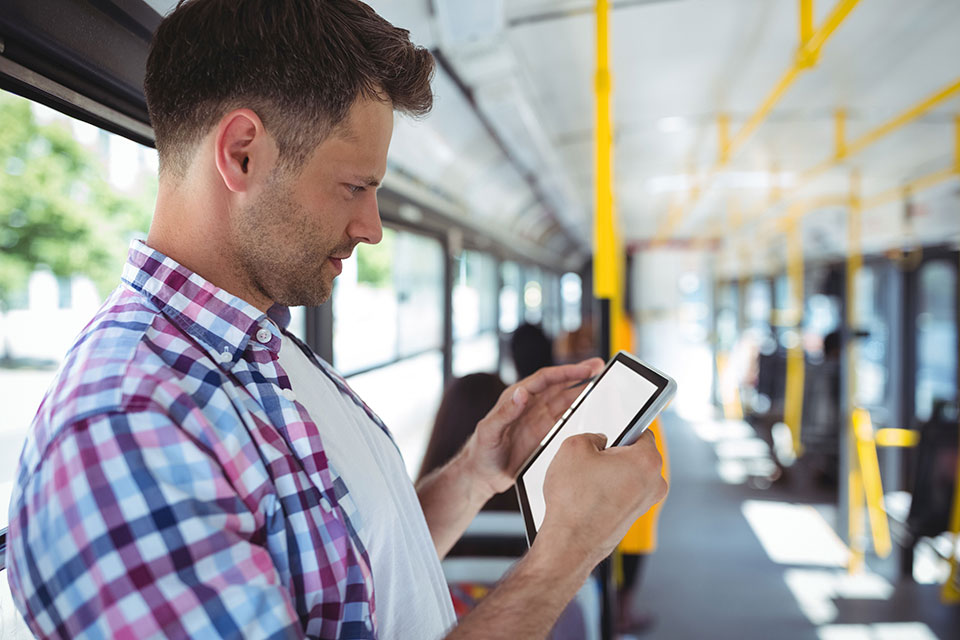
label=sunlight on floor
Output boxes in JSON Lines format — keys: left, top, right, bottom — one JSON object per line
{"left": 784, "top": 568, "right": 893, "bottom": 626}
{"left": 741, "top": 500, "right": 850, "bottom": 567}
{"left": 693, "top": 419, "right": 780, "bottom": 487}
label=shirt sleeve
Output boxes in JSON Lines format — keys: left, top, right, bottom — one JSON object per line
{"left": 6, "top": 409, "right": 305, "bottom": 640}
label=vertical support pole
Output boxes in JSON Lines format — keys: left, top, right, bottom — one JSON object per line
{"left": 594, "top": 2, "right": 618, "bottom": 637}
{"left": 835, "top": 109, "right": 848, "bottom": 160}
{"left": 594, "top": 0, "right": 617, "bottom": 341}
{"left": 783, "top": 212, "right": 806, "bottom": 457}
{"left": 718, "top": 113, "right": 731, "bottom": 164}
{"left": 799, "top": 0, "right": 814, "bottom": 47}
{"left": 845, "top": 170, "right": 865, "bottom": 572}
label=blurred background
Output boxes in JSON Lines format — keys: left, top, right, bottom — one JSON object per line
{"left": 1, "top": 0, "right": 960, "bottom": 638}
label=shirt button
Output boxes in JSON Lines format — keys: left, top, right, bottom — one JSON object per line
{"left": 281, "top": 388, "right": 297, "bottom": 402}
{"left": 218, "top": 350, "right": 233, "bottom": 364}
{"left": 256, "top": 328, "right": 272, "bottom": 344}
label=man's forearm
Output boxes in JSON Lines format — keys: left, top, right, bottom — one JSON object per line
{"left": 445, "top": 537, "right": 594, "bottom": 639}
{"left": 417, "top": 447, "right": 493, "bottom": 558}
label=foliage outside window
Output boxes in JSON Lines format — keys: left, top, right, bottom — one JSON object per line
{"left": 0, "top": 91, "right": 156, "bottom": 536}
{"left": 0, "top": 93, "right": 154, "bottom": 312}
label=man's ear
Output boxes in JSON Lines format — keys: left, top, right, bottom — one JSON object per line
{"left": 214, "top": 109, "right": 275, "bottom": 193}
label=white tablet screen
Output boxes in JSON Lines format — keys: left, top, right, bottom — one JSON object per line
{"left": 521, "top": 360, "right": 658, "bottom": 531}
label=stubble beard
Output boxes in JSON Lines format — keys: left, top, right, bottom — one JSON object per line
{"left": 234, "top": 177, "right": 347, "bottom": 308}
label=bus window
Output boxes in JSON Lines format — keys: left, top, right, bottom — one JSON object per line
{"left": 0, "top": 90, "right": 156, "bottom": 530}
{"left": 716, "top": 281, "right": 739, "bottom": 352}
{"left": 452, "top": 250, "right": 498, "bottom": 376}
{"left": 915, "top": 259, "right": 958, "bottom": 421}
{"left": 541, "top": 271, "right": 561, "bottom": 338}
{"left": 853, "top": 265, "right": 891, "bottom": 410}
{"left": 499, "top": 261, "right": 521, "bottom": 334}
{"left": 332, "top": 228, "right": 444, "bottom": 373}
{"left": 560, "top": 272, "right": 583, "bottom": 333}
{"left": 332, "top": 228, "right": 445, "bottom": 475}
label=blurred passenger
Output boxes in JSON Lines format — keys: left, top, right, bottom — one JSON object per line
{"left": 511, "top": 322, "right": 555, "bottom": 379}
{"left": 418, "top": 372, "right": 518, "bottom": 511}
{"left": 556, "top": 318, "right": 598, "bottom": 364}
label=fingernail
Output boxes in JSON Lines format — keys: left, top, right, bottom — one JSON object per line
{"left": 512, "top": 388, "right": 525, "bottom": 405}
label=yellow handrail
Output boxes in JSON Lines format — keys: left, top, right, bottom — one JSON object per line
{"left": 851, "top": 408, "right": 892, "bottom": 560}
{"left": 783, "top": 217, "right": 805, "bottom": 457}
{"left": 652, "top": 0, "right": 862, "bottom": 242}
{"left": 874, "top": 428, "right": 920, "bottom": 448}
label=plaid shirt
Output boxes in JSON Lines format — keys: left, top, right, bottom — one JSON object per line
{"left": 7, "top": 241, "right": 397, "bottom": 639}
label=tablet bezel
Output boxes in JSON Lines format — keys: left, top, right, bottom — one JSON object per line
{"left": 514, "top": 351, "right": 672, "bottom": 545}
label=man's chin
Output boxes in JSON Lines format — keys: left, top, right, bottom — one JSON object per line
{"left": 271, "top": 277, "right": 332, "bottom": 308}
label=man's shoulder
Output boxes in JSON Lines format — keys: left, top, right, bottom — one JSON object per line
{"left": 29, "top": 284, "right": 212, "bottom": 454}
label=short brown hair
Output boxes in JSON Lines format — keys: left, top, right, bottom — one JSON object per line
{"left": 144, "top": 0, "right": 434, "bottom": 177}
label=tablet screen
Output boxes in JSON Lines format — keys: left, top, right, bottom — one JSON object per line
{"left": 520, "top": 360, "right": 659, "bottom": 532}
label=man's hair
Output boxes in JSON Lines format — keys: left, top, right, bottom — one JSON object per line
{"left": 144, "top": 0, "right": 434, "bottom": 177}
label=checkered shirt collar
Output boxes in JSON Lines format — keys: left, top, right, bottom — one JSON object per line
{"left": 121, "top": 239, "right": 290, "bottom": 368}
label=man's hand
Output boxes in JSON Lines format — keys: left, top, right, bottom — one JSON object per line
{"left": 461, "top": 358, "right": 606, "bottom": 498}
{"left": 536, "top": 430, "right": 668, "bottom": 568}
{"left": 417, "top": 358, "right": 604, "bottom": 557}
{"left": 446, "top": 429, "right": 668, "bottom": 639}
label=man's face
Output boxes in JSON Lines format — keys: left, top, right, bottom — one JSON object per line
{"left": 232, "top": 97, "right": 393, "bottom": 307}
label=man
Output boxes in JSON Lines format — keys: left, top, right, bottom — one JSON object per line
{"left": 6, "top": 1, "right": 667, "bottom": 638}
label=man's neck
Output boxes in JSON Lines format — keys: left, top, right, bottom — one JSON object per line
{"left": 147, "top": 184, "right": 273, "bottom": 312}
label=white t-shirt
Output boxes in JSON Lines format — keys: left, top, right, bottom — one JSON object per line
{"left": 276, "top": 334, "right": 456, "bottom": 639}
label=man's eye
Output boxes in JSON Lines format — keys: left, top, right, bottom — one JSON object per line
{"left": 348, "top": 184, "right": 366, "bottom": 194}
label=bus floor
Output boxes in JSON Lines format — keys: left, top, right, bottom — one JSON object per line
{"left": 623, "top": 410, "right": 960, "bottom": 640}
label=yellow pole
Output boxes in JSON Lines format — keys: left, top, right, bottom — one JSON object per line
{"left": 835, "top": 109, "right": 847, "bottom": 160}
{"left": 852, "top": 409, "right": 893, "bottom": 558}
{"left": 783, "top": 213, "right": 805, "bottom": 456}
{"left": 845, "top": 169, "right": 865, "bottom": 572}
{"left": 718, "top": 113, "right": 731, "bottom": 164}
{"left": 593, "top": 0, "right": 617, "bottom": 304}
{"left": 651, "top": 0, "right": 862, "bottom": 242}
{"left": 799, "top": 0, "right": 814, "bottom": 49}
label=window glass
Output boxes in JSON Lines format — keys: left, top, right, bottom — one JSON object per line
{"left": 915, "top": 260, "right": 957, "bottom": 421}
{"left": 332, "top": 228, "right": 444, "bottom": 374}
{"left": 0, "top": 91, "right": 156, "bottom": 529}
{"left": 541, "top": 271, "right": 561, "bottom": 337}
{"left": 524, "top": 266, "right": 544, "bottom": 325}
{"left": 716, "top": 282, "right": 739, "bottom": 352}
{"left": 453, "top": 250, "right": 497, "bottom": 340}
{"left": 747, "top": 278, "right": 773, "bottom": 331}
{"left": 452, "top": 250, "right": 498, "bottom": 375}
{"left": 853, "top": 266, "right": 890, "bottom": 409}
{"left": 499, "top": 261, "right": 521, "bottom": 333}
{"left": 346, "top": 350, "right": 444, "bottom": 479}
{"left": 560, "top": 272, "right": 582, "bottom": 333}
{"left": 396, "top": 233, "right": 445, "bottom": 358}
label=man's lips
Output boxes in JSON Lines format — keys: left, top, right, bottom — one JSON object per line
{"left": 328, "top": 254, "right": 350, "bottom": 275}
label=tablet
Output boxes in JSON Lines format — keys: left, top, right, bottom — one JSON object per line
{"left": 514, "top": 351, "right": 677, "bottom": 545}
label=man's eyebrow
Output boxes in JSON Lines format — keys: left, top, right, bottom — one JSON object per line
{"left": 356, "top": 175, "right": 381, "bottom": 187}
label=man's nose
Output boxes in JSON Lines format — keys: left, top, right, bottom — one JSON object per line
{"left": 349, "top": 192, "right": 383, "bottom": 245}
